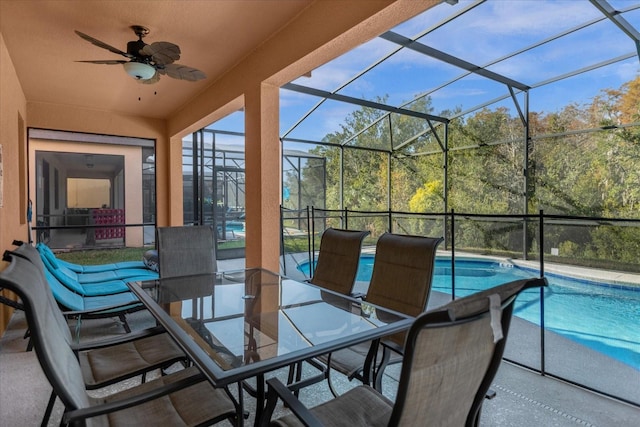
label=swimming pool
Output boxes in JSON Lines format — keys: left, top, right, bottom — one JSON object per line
{"left": 218, "top": 221, "right": 245, "bottom": 233}
{"left": 297, "top": 255, "right": 640, "bottom": 370}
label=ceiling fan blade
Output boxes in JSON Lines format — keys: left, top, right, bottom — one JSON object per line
{"left": 76, "top": 60, "right": 128, "bottom": 64}
{"left": 75, "top": 30, "right": 133, "bottom": 58}
{"left": 141, "top": 42, "right": 181, "bottom": 65}
{"left": 159, "top": 63, "right": 206, "bottom": 81}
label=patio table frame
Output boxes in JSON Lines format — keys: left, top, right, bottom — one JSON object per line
{"left": 128, "top": 268, "right": 413, "bottom": 425}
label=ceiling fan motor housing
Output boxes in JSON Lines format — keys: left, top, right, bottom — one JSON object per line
{"left": 127, "top": 40, "right": 148, "bottom": 58}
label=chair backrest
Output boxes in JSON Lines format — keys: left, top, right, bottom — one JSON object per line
{"left": 389, "top": 277, "right": 546, "bottom": 427}
{"left": 309, "top": 228, "right": 370, "bottom": 295}
{"left": 366, "top": 233, "right": 443, "bottom": 316}
{"left": 0, "top": 252, "right": 91, "bottom": 412}
{"left": 156, "top": 225, "right": 217, "bottom": 278}
{"left": 10, "top": 243, "right": 77, "bottom": 342}
{"left": 13, "top": 243, "right": 87, "bottom": 312}
{"left": 35, "top": 244, "right": 89, "bottom": 294}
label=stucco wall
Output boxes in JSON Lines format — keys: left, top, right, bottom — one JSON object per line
{"left": 26, "top": 103, "right": 173, "bottom": 227}
{"left": 0, "top": 33, "right": 28, "bottom": 330}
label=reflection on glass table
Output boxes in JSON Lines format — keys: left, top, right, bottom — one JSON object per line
{"left": 129, "top": 268, "right": 413, "bottom": 424}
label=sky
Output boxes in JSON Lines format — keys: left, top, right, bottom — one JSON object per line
{"left": 208, "top": 0, "right": 640, "bottom": 148}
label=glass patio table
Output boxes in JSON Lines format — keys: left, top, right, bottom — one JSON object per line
{"left": 128, "top": 268, "right": 413, "bottom": 423}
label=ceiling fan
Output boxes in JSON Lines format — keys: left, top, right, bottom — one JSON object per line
{"left": 75, "top": 25, "right": 206, "bottom": 84}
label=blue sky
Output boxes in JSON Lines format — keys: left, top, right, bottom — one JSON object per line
{"left": 210, "top": 0, "right": 640, "bottom": 146}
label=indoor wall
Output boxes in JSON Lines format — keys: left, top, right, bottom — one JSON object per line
{"left": 0, "top": 33, "right": 28, "bottom": 331}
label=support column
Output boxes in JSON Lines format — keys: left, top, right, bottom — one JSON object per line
{"left": 244, "top": 83, "right": 281, "bottom": 271}
{"left": 159, "top": 135, "right": 184, "bottom": 227}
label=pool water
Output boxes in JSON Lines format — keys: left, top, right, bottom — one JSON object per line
{"left": 297, "top": 255, "right": 640, "bottom": 370}
{"left": 219, "top": 222, "right": 244, "bottom": 232}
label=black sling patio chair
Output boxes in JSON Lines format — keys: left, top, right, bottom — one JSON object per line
{"left": 262, "top": 277, "right": 547, "bottom": 427}
{"left": 286, "top": 228, "right": 370, "bottom": 391}
{"left": 6, "top": 244, "right": 193, "bottom": 423}
{"left": 291, "top": 233, "right": 442, "bottom": 397}
{"left": 156, "top": 224, "right": 247, "bottom": 282}
{"left": 156, "top": 225, "right": 218, "bottom": 278}
{"left": 9, "top": 243, "right": 187, "bottom": 384}
{"left": 309, "top": 228, "right": 370, "bottom": 296}
{"left": 0, "top": 250, "right": 240, "bottom": 427}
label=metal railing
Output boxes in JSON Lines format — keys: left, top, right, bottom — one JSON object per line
{"left": 280, "top": 206, "right": 640, "bottom": 407}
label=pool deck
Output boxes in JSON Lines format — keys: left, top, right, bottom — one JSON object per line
{"left": 1, "top": 307, "right": 638, "bottom": 426}
{"left": 283, "top": 251, "right": 640, "bottom": 403}
{"left": 1, "top": 255, "right": 638, "bottom": 425}
{"left": 444, "top": 250, "right": 640, "bottom": 288}
{"left": 511, "top": 258, "right": 640, "bottom": 288}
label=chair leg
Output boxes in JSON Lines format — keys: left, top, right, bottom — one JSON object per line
{"left": 119, "top": 314, "right": 131, "bottom": 333}
{"left": 373, "top": 344, "right": 391, "bottom": 392}
{"left": 40, "top": 389, "right": 57, "bottom": 427}
{"left": 227, "top": 382, "right": 248, "bottom": 427}
{"left": 261, "top": 379, "right": 280, "bottom": 427}
{"left": 253, "top": 373, "right": 265, "bottom": 427}
{"left": 325, "top": 354, "right": 340, "bottom": 398}
{"left": 74, "top": 316, "right": 82, "bottom": 343}
{"left": 24, "top": 329, "right": 33, "bottom": 351}
{"left": 286, "top": 361, "right": 303, "bottom": 398}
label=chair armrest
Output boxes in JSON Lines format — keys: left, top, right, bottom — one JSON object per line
{"left": 62, "top": 371, "right": 206, "bottom": 424}
{"left": 262, "top": 378, "right": 324, "bottom": 427}
{"left": 380, "top": 338, "right": 403, "bottom": 356}
{"left": 221, "top": 269, "right": 248, "bottom": 282}
{"left": 70, "top": 325, "right": 166, "bottom": 351}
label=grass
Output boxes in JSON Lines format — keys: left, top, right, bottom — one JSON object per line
{"left": 54, "top": 247, "right": 153, "bottom": 265}
{"left": 53, "top": 236, "right": 311, "bottom": 266}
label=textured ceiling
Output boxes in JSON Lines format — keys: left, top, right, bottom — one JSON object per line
{"left": 0, "top": 0, "right": 312, "bottom": 119}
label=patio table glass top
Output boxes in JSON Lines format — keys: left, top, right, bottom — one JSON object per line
{"left": 128, "top": 268, "right": 413, "bottom": 387}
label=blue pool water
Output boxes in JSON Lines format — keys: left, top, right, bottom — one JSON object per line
{"left": 219, "top": 222, "right": 244, "bottom": 232}
{"left": 298, "top": 255, "right": 640, "bottom": 370}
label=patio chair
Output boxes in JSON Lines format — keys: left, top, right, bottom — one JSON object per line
{"left": 10, "top": 243, "right": 187, "bottom": 382}
{"left": 262, "top": 277, "right": 547, "bottom": 427}
{"left": 300, "top": 233, "right": 442, "bottom": 396}
{"left": 36, "top": 242, "right": 149, "bottom": 273}
{"left": 0, "top": 250, "right": 240, "bottom": 427}
{"left": 6, "top": 246, "right": 191, "bottom": 423}
{"left": 285, "top": 228, "right": 369, "bottom": 390}
{"left": 309, "top": 228, "right": 370, "bottom": 296}
{"left": 10, "top": 241, "right": 145, "bottom": 334}
{"left": 156, "top": 225, "right": 217, "bottom": 278}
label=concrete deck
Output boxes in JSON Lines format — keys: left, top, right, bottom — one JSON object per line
{"left": 1, "top": 257, "right": 638, "bottom": 425}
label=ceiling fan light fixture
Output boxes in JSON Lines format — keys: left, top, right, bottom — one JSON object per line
{"left": 76, "top": 28, "right": 205, "bottom": 83}
{"left": 122, "top": 62, "right": 155, "bottom": 80}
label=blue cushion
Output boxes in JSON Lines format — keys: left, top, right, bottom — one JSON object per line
{"left": 37, "top": 244, "right": 60, "bottom": 269}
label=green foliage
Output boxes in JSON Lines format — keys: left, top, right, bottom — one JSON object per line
{"left": 559, "top": 240, "right": 581, "bottom": 257}
{"left": 409, "top": 180, "right": 443, "bottom": 212}
{"left": 293, "top": 76, "right": 640, "bottom": 268}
